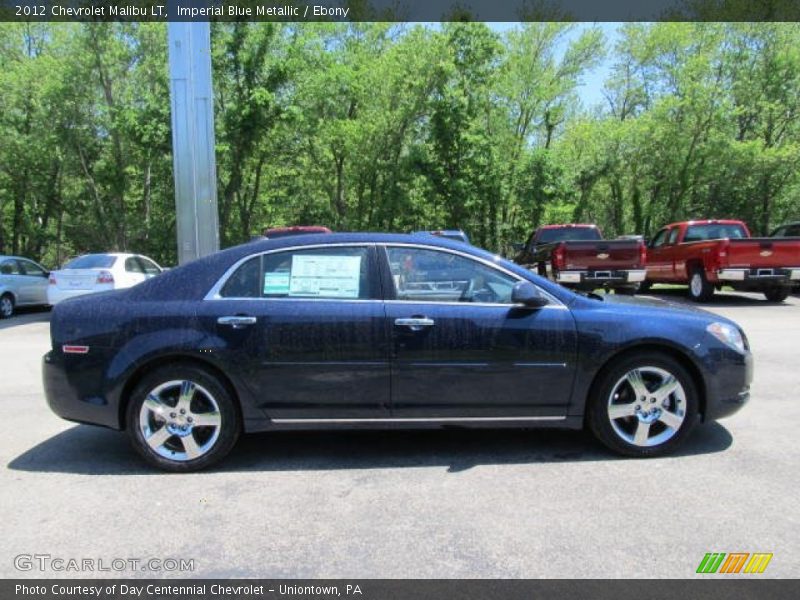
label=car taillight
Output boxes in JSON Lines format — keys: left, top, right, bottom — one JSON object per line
{"left": 96, "top": 271, "right": 114, "bottom": 284}
{"left": 638, "top": 242, "right": 647, "bottom": 267}
{"left": 48, "top": 275, "right": 57, "bottom": 285}
{"left": 553, "top": 243, "right": 566, "bottom": 271}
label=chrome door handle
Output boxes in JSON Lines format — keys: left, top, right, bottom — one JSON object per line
{"left": 394, "top": 317, "right": 435, "bottom": 331}
{"left": 217, "top": 315, "right": 257, "bottom": 329}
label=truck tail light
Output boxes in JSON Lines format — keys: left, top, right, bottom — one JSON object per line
{"left": 638, "top": 242, "right": 647, "bottom": 267}
{"left": 96, "top": 270, "right": 114, "bottom": 285}
{"left": 553, "top": 243, "right": 566, "bottom": 271}
{"left": 715, "top": 239, "right": 730, "bottom": 270}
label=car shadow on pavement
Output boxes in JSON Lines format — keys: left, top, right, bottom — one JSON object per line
{"left": 0, "top": 306, "right": 51, "bottom": 330}
{"left": 645, "top": 287, "right": 794, "bottom": 308}
{"left": 8, "top": 421, "right": 733, "bottom": 475}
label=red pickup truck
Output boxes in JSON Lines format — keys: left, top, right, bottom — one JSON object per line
{"left": 513, "top": 224, "right": 647, "bottom": 294}
{"left": 644, "top": 219, "right": 800, "bottom": 302}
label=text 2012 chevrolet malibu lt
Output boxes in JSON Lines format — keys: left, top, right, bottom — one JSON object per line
{"left": 43, "top": 234, "right": 752, "bottom": 471}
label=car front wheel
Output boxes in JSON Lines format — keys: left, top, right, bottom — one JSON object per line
{"left": 588, "top": 352, "right": 699, "bottom": 458}
{"left": 126, "top": 364, "right": 241, "bottom": 472}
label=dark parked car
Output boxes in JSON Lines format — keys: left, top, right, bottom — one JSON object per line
{"left": 770, "top": 221, "right": 800, "bottom": 238}
{"left": 43, "top": 233, "right": 752, "bottom": 471}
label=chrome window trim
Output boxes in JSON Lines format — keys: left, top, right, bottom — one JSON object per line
{"left": 204, "top": 243, "right": 375, "bottom": 301}
{"left": 383, "top": 243, "right": 565, "bottom": 308}
{"left": 204, "top": 241, "right": 564, "bottom": 308}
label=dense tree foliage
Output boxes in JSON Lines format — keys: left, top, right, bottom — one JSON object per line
{"left": 0, "top": 22, "right": 798, "bottom": 266}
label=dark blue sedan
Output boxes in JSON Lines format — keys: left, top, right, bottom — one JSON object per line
{"left": 43, "top": 234, "right": 752, "bottom": 471}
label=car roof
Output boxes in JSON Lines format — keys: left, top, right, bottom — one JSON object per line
{"left": 127, "top": 231, "right": 574, "bottom": 305}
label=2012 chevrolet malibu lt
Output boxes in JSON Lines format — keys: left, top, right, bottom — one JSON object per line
{"left": 42, "top": 233, "right": 752, "bottom": 471}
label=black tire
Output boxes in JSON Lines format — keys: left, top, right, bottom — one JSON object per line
{"left": 763, "top": 287, "right": 790, "bottom": 303}
{"left": 587, "top": 352, "right": 699, "bottom": 458}
{"left": 0, "top": 293, "right": 14, "bottom": 319}
{"left": 126, "top": 364, "right": 241, "bottom": 472}
{"left": 688, "top": 268, "right": 714, "bottom": 302}
{"left": 638, "top": 281, "right": 652, "bottom": 293}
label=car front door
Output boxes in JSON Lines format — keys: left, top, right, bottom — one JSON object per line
{"left": 381, "top": 245, "right": 577, "bottom": 419}
{"left": 17, "top": 259, "right": 49, "bottom": 305}
{"left": 197, "top": 244, "right": 390, "bottom": 420}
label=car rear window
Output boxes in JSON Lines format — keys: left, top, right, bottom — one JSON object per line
{"left": 64, "top": 255, "right": 117, "bottom": 269}
{"left": 536, "top": 227, "right": 601, "bottom": 243}
{"left": 684, "top": 224, "right": 748, "bottom": 242}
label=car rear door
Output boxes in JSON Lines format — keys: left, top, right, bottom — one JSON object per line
{"left": 197, "top": 244, "right": 391, "bottom": 420}
{"left": 381, "top": 245, "right": 577, "bottom": 419}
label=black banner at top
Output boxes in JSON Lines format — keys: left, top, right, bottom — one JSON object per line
{"left": 1, "top": 0, "right": 800, "bottom": 22}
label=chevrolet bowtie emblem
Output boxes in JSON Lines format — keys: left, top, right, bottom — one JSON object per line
{"left": 760, "top": 250, "right": 773, "bottom": 257}
{"left": 597, "top": 253, "right": 610, "bottom": 259}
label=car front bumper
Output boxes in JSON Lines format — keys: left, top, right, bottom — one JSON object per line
{"left": 702, "top": 348, "right": 753, "bottom": 421}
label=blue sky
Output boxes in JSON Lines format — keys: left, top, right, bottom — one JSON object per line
{"left": 488, "top": 22, "right": 622, "bottom": 109}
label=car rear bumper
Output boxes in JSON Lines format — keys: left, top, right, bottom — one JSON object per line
{"left": 717, "top": 268, "right": 800, "bottom": 283}
{"left": 557, "top": 269, "right": 646, "bottom": 286}
{"left": 47, "top": 288, "right": 96, "bottom": 305}
{"left": 42, "top": 351, "right": 120, "bottom": 429}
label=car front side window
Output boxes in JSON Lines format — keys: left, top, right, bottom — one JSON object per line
{"left": 386, "top": 246, "right": 518, "bottom": 304}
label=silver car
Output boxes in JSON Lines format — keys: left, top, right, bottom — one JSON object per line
{"left": 0, "top": 255, "right": 50, "bottom": 318}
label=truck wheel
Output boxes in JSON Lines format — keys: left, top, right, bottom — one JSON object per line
{"left": 764, "top": 287, "right": 790, "bottom": 303}
{"left": 638, "top": 281, "right": 652, "bottom": 293}
{"left": 688, "top": 268, "right": 714, "bottom": 302}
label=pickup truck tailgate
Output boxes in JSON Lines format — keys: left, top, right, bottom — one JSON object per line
{"left": 725, "top": 238, "right": 800, "bottom": 268}
{"left": 562, "top": 240, "right": 644, "bottom": 270}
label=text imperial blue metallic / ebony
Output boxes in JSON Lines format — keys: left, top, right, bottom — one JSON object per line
{"left": 42, "top": 233, "right": 752, "bottom": 471}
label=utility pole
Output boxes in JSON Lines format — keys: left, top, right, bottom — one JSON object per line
{"left": 167, "top": 16, "right": 220, "bottom": 264}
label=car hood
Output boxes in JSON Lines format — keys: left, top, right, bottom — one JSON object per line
{"left": 575, "top": 292, "right": 740, "bottom": 327}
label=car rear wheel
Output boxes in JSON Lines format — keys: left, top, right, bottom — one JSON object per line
{"left": 688, "top": 268, "right": 714, "bottom": 302}
{"left": 763, "top": 287, "right": 790, "bottom": 303}
{"left": 126, "top": 365, "right": 241, "bottom": 472}
{"left": 588, "top": 352, "right": 699, "bottom": 458}
{"left": 0, "top": 294, "right": 14, "bottom": 319}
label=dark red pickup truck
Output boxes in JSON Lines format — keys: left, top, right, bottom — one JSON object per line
{"left": 644, "top": 219, "right": 800, "bottom": 302}
{"left": 513, "top": 224, "right": 647, "bottom": 294}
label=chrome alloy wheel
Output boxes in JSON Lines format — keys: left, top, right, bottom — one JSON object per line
{"left": 138, "top": 380, "right": 222, "bottom": 461}
{"left": 607, "top": 366, "right": 687, "bottom": 447}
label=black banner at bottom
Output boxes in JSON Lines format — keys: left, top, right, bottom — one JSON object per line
{"left": 4, "top": 579, "right": 799, "bottom": 600}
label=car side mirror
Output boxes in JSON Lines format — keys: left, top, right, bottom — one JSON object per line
{"left": 511, "top": 281, "right": 548, "bottom": 308}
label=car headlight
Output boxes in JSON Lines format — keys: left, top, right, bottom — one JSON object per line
{"left": 706, "top": 322, "right": 747, "bottom": 353}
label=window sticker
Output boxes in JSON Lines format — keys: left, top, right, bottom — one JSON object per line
{"left": 289, "top": 255, "right": 362, "bottom": 298}
{"left": 263, "top": 270, "right": 291, "bottom": 295}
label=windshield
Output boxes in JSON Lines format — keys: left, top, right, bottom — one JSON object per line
{"left": 684, "top": 224, "right": 747, "bottom": 242}
{"left": 64, "top": 254, "right": 117, "bottom": 269}
{"left": 536, "top": 227, "right": 601, "bottom": 243}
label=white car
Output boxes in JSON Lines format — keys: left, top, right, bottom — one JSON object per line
{"left": 47, "top": 253, "right": 163, "bottom": 306}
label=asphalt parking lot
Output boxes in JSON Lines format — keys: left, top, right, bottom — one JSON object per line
{"left": 1, "top": 290, "right": 798, "bottom": 579}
